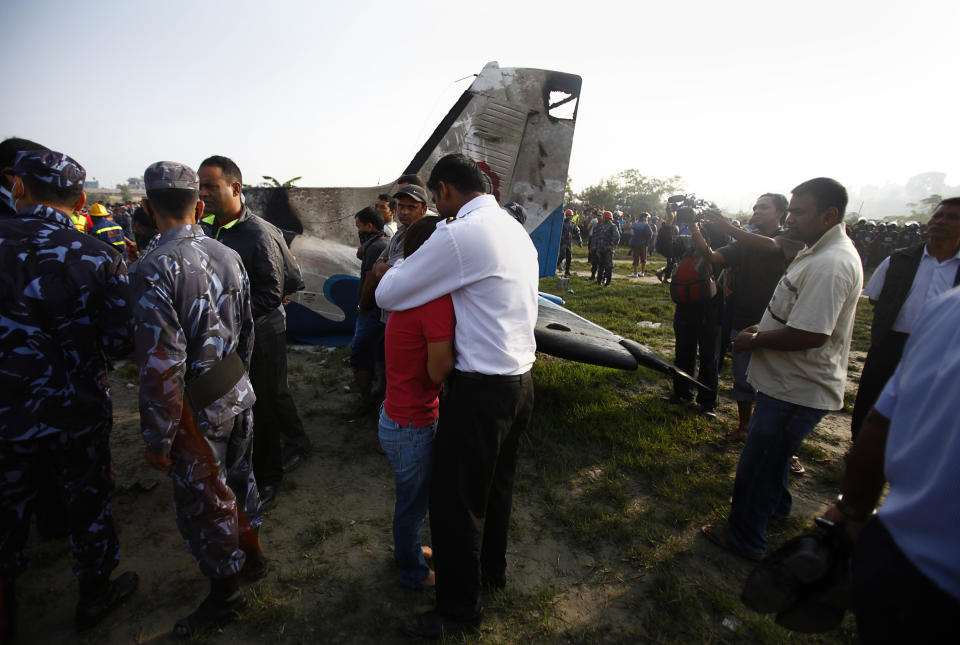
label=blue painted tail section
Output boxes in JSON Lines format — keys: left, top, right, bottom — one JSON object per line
{"left": 528, "top": 205, "right": 564, "bottom": 278}
{"left": 286, "top": 274, "right": 359, "bottom": 346}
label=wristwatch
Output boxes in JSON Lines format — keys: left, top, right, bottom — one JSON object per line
{"left": 836, "top": 494, "right": 872, "bottom": 522}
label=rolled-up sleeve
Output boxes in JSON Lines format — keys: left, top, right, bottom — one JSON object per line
{"left": 375, "top": 226, "right": 464, "bottom": 312}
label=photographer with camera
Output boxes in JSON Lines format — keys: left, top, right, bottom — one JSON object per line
{"left": 693, "top": 194, "right": 803, "bottom": 440}
{"left": 656, "top": 196, "right": 725, "bottom": 417}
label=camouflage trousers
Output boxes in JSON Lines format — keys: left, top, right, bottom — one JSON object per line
{"left": 0, "top": 424, "right": 119, "bottom": 584}
{"left": 597, "top": 249, "right": 615, "bottom": 285}
{"left": 169, "top": 408, "right": 262, "bottom": 580}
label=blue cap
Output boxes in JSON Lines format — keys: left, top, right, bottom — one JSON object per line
{"left": 144, "top": 161, "right": 199, "bottom": 191}
{"left": 4, "top": 150, "right": 85, "bottom": 189}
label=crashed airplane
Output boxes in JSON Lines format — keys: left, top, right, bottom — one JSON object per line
{"left": 244, "top": 61, "right": 708, "bottom": 393}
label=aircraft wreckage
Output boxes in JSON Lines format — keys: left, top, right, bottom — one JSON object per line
{"left": 244, "top": 61, "right": 709, "bottom": 393}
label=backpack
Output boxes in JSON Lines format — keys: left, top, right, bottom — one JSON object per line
{"left": 670, "top": 252, "right": 717, "bottom": 303}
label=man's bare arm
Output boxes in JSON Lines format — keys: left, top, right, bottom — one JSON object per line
{"left": 358, "top": 260, "right": 392, "bottom": 313}
{"left": 732, "top": 324, "right": 829, "bottom": 352}
{"left": 691, "top": 222, "right": 728, "bottom": 265}
{"left": 702, "top": 211, "right": 783, "bottom": 254}
{"left": 426, "top": 339, "right": 455, "bottom": 385}
{"left": 822, "top": 408, "right": 890, "bottom": 541}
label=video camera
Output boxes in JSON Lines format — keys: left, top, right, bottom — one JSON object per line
{"left": 667, "top": 194, "right": 717, "bottom": 225}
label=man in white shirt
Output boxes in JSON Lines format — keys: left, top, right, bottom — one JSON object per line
{"left": 824, "top": 286, "right": 960, "bottom": 643}
{"left": 375, "top": 154, "right": 539, "bottom": 639}
{"left": 850, "top": 198, "right": 960, "bottom": 439}
{"left": 376, "top": 193, "right": 398, "bottom": 238}
{"left": 702, "top": 178, "right": 863, "bottom": 560}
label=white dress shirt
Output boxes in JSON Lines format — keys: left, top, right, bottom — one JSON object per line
{"left": 375, "top": 194, "right": 539, "bottom": 375}
{"left": 861, "top": 245, "right": 960, "bottom": 333}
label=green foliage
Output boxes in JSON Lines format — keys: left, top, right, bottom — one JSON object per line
{"left": 564, "top": 175, "right": 578, "bottom": 208}
{"left": 576, "top": 169, "right": 684, "bottom": 215}
{"left": 260, "top": 175, "right": 302, "bottom": 188}
{"left": 906, "top": 193, "right": 943, "bottom": 218}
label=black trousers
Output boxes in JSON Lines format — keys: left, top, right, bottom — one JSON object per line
{"left": 250, "top": 317, "right": 307, "bottom": 487}
{"left": 557, "top": 245, "right": 572, "bottom": 275}
{"left": 673, "top": 300, "right": 719, "bottom": 409}
{"left": 853, "top": 518, "right": 960, "bottom": 643}
{"left": 850, "top": 332, "right": 908, "bottom": 440}
{"left": 596, "top": 249, "right": 614, "bottom": 285}
{"left": 430, "top": 370, "right": 534, "bottom": 621}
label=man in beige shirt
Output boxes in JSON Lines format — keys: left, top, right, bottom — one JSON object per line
{"left": 702, "top": 177, "right": 863, "bottom": 560}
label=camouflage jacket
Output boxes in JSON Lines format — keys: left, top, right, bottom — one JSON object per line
{"left": 129, "top": 224, "right": 256, "bottom": 456}
{"left": 0, "top": 205, "right": 132, "bottom": 441}
{"left": 594, "top": 221, "right": 621, "bottom": 251}
{"left": 560, "top": 218, "right": 583, "bottom": 249}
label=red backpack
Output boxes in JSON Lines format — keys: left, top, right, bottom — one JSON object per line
{"left": 670, "top": 253, "right": 718, "bottom": 303}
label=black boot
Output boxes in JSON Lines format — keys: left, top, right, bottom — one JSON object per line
{"left": 239, "top": 528, "right": 269, "bottom": 584}
{"left": 173, "top": 575, "right": 245, "bottom": 638}
{"left": 75, "top": 571, "right": 139, "bottom": 632}
{"left": 2, "top": 577, "right": 17, "bottom": 642}
{"left": 343, "top": 384, "right": 372, "bottom": 418}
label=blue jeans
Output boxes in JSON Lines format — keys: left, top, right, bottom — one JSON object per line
{"left": 349, "top": 310, "right": 384, "bottom": 372}
{"left": 378, "top": 406, "right": 436, "bottom": 586}
{"left": 730, "top": 328, "right": 757, "bottom": 403}
{"left": 727, "top": 393, "right": 827, "bottom": 555}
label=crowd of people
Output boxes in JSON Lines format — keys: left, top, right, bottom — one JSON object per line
{"left": 569, "top": 184, "right": 959, "bottom": 641}
{"left": 2, "top": 130, "right": 958, "bottom": 643}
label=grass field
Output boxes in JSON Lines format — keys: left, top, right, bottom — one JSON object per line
{"left": 497, "top": 245, "right": 867, "bottom": 643}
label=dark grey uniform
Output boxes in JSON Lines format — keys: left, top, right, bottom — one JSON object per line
{"left": 594, "top": 219, "right": 621, "bottom": 286}
{"left": 556, "top": 218, "right": 582, "bottom": 276}
{"left": 130, "top": 223, "right": 261, "bottom": 579}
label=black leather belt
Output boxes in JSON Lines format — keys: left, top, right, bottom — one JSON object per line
{"left": 452, "top": 369, "right": 527, "bottom": 383}
{"left": 184, "top": 350, "right": 245, "bottom": 412}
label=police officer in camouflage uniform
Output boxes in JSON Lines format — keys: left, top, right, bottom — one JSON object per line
{"left": 556, "top": 208, "right": 582, "bottom": 277}
{"left": 594, "top": 210, "right": 621, "bottom": 287}
{"left": 129, "top": 161, "right": 265, "bottom": 637}
{"left": 0, "top": 150, "right": 138, "bottom": 638}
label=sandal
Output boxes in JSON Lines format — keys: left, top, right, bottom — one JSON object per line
{"left": 701, "top": 524, "right": 763, "bottom": 561}
{"left": 400, "top": 570, "right": 435, "bottom": 591}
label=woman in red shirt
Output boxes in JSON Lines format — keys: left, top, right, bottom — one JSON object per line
{"left": 378, "top": 216, "right": 454, "bottom": 589}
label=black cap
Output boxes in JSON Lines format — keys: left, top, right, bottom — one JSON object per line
{"left": 394, "top": 184, "right": 428, "bottom": 204}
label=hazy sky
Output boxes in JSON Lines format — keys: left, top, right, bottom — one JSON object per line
{"left": 4, "top": 0, "right": 957, "bottom": 213}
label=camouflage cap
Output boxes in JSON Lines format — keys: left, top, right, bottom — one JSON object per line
{"left": 393, "top": 184, "right": 428, "bottom": 204}
{"left": 144, "top": 161, "right": 199, "bottom": 191}
{"left": 503, "top": 201, "right": 527, "bottom": 225}
{"left": 4, "top": 150, "right": 85, "bottom": 189}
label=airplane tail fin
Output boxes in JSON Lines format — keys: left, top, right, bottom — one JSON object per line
{"left": 404, "top": 62, "right": 582, "bottom": 277}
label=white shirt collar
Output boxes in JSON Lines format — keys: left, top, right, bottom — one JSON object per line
{"left": 922, "top": 243, "right": 960, "bottom": 262}
{"left": 796, "top": 223, "right": 846, "bottom": 258}
{"left": 455, "top": 194, "right": 499, "bottom": 219}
